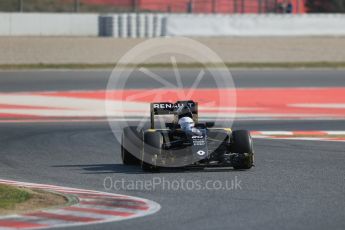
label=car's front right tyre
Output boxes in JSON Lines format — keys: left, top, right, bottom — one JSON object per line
{"left": 231, "top": 130, "right": 254, "bottom": 170}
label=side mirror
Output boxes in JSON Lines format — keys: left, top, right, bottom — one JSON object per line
{"left": 205, "top": 122, "right": 215, "bottom": 128}
{"left": 166, "top": 123, "right": 180, "bottom": 129}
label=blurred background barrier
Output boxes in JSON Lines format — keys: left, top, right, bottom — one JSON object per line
{"left": 1, "top": 13, "right": 345, "bottom": 37}
{"left": 2, "top": 0, "right": 345, "bottom": 14}
{"left": 0, "top": 13, "right": 98, "bottom": 36}
{"left": 99, "top": 14, "right": 166, "bottom": 37}
{"left": 0, "top": 0, "right": 307, "bottom": 14}
{"left": 165, "top": 14, "right": 345, "bottom": 36}
{"left": 1, "top": 0, "right": 344, "bottom": 37}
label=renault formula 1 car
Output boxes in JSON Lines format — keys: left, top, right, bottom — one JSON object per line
{"left": 121, "top": 100, "right": 254, "bottom": 172}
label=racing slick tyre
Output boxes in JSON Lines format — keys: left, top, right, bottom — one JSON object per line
{"left": 141, "top": 131, "right": 162, "bottom": 172}
{"left": 231, "top": 130, "right": 254, "bottom": 170}
{"left": 121, "top": 126, "right": 142, "bottom": 165}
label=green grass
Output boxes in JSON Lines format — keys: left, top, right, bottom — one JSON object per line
{"left": 1, "top": 62, "right": 345, "bottom": 70}
{"left": 0, "top": 184, "right": 31, "bottom": 209}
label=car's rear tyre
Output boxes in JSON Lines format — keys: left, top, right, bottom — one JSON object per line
{"left": 121, "top": 127, "right": 142, "bottom": 165}
{"left": 141, "top": 131, "right": 162, "bottom": 172}
{"left": 231, "top": 130, "right": 254, "bottom": 170}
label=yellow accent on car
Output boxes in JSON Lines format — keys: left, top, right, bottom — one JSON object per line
{"left": 146, "top": 129, "right": 156, "bottom": 132}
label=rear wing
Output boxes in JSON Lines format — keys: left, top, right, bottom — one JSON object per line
{"left": 150, "top": 100, "right": 198, "bottom": 129}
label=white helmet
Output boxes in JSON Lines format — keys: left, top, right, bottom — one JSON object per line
{"left": 178, "top": 116, "right": 195, "bottom": 132}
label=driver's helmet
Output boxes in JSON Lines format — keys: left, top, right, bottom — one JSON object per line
{"left": 178, "top": 116, "right": 195, "bottom": 133}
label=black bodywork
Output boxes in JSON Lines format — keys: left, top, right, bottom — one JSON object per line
{"left": 142, "top": 100, "right": 252, "bottom": 168}
{"left": 148, "top": 127, "right": 237, "bottom": 168}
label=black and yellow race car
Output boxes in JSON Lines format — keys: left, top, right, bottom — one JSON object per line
{"left": 121, "top": 100, "right": 254, "bottom": 172}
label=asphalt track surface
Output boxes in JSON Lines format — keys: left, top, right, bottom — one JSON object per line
{"left": 1, "top": 69, "right": 345, "bottom": 92}
{"left": 0, "top": 69, "right": 345, "bottom": 230}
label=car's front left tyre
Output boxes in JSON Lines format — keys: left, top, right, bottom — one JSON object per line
{"left": 121, "top": 126, "right": 142, "bottom": 165}
{"left": 141, "top": 131, "right": 162, "bottom": 172}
